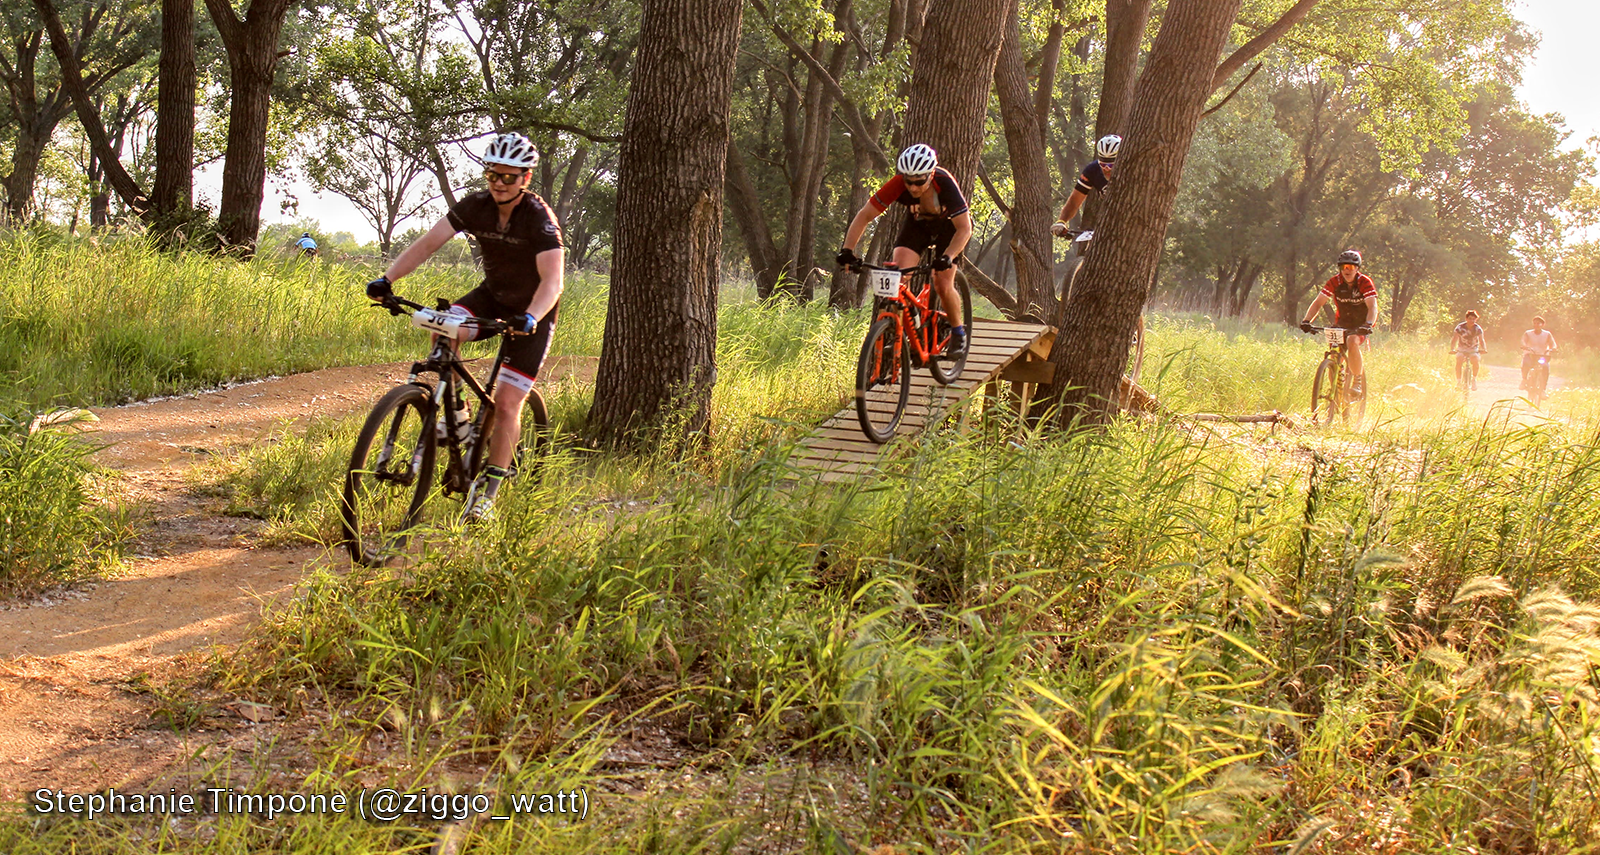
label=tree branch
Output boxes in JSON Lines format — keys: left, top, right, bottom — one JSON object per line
{"left": 32, "top": 0, "right": 149, "bottom": 217}
{"left": 976, "top": 163, "right": 1012, "bottom": 220}
{"left": 750, "top": 0, "right": 891, "bottom": 173}
{"left": 1211, "top": 0, "right": 1320, "bottom": 91}
{"left": 1201, "top": 62, "right": 1261, "bottom": 118}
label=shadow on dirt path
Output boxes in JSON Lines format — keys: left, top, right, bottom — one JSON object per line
{"left": 0, "top": 357, "right": 597, "bottom": 800}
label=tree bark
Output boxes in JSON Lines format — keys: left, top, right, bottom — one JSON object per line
{"left": 589, "top": 0, "right": 743, "bottom": 447}
{"left": 1082, "top": 0, "right": 1154, "bottom": 230}
{"left": 899, "top": 0, "right": 1009, "bottom": 201}
{"left": 995, "top": 0, "right": 1056, "bottom": 321}
{"left": 1045, "top": 0, "right": 1245, "bottom": 424}
{"left": 32, "top": 0, "right": 150, "bottom": 218}
{"left": 152, "top": 0, "right": 195, "bottom": 220}
{"left": 203, "top": 0, "right": 293, "bottom": 253}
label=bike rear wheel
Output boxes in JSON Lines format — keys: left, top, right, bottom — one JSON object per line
{"left": 856, "top": 316, "right": 911, "bottom": 443}
{"left": 1310, "top": 356, "right": 1341, "bottom": 427}
{"left": 928, "top": 273, "right": 973, "bottom": 384}
{"left": 342, "top": 384, "right": 437, "bottom": 566}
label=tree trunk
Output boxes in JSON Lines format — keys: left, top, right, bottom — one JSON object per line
{"left": 32, "top": 0, "right": 151, "bottom": 218}
{"left": 898, "top": 0, "right": 1008, "bottom": 201}
{"left": 1045, "top": 0, "right": 1244, "bottom": 424}
{"left": 589, "top": 0, "right": 743, "bottom": 447}
{"left": 995, "top": 0, "right": 1056, "bottom": 321}
{"left": 4, "top": 125, "right": 52, "bottom": 221}
{"left": 1082, "top": 0, "right": 1155, "bottom": 231}
{"left": 725, "top": 141, "right": 784, "bottom": 297}
{"left": 203, "top": 0, "right": 293, "bottom": 253}
{"left": 152, "top": 0, "right": 195, "bottom": 220}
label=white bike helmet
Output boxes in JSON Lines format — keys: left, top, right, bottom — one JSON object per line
{"left": 897, "top": 143, "right": 938, "bottom": 177}
{"left": 1095, "top": 134, "right": 1123, "bottom": 162}
{"left": 482, "top": 132, "right": 539, "bottom": 169}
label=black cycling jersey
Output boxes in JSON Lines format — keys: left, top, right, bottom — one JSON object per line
{"left": 1074, "top": 161, "right": 1112, "bottom": 196}
{"left": 868, "top": 167, "right": 969, "bottom": 220}
{"left": 445, "top": 191, "right": 564, "bottom": 309}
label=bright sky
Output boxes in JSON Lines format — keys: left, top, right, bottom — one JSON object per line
{"left": 207, "top": 0, "right": 1598, "bottom": 248}
{"left": 1514, "top": 0, "right": 1599, "bottom": 148}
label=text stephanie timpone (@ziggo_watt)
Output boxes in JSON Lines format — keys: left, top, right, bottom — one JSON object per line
{"left": 30, "top": 786, "right": 591, "bottom": 823}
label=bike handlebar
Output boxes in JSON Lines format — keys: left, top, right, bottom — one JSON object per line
{"left": 372, "top": 294, "right": 527, "bottom": 336}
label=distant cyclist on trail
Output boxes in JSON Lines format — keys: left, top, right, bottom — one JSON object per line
{"left": 836, "top": 143, "right": 972, "bottom": 355}
{"left": 1300, "top": 250, "right": 1378, "bottom": 396}
{"left": 1050, "top": 134, "right": 1122, "bottom": 236}
{"left": 363, "top": 131, "right": 565, "bottom": 521}
{"left": 1450, "top": 310, "right": 1486, "bottom": 391}
{"left": 296, "top": 232, "right": 319, "bottom": 257}
{"left": 1521, "top": 316, "right": 1557, "bottom": 390}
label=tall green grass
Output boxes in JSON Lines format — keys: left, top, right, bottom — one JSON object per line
{"left": 0, "top": 411, "right": 127, "bottom": 595}
{"left": 0, "top": 229, "right": 606, "bottom": 406}
{"left": 179, "top": 410, "right": 1600, "bottom": 851}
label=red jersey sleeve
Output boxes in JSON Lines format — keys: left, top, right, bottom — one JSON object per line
{"left": 869, "top": 175, "right": 906, "bottom": 212}
{"left": 1319, "top": 275, "right": 1339, "bottom": 299}
{"left": 1357, "top": 274, "right": 1377, "bottom": 299}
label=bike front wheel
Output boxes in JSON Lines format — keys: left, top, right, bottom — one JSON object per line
{"left": 1310, "top": 356, "right": 1341, "bottom": 427}
{"left": 928, "top": 273, "right": 973, "bottom": 385}
{"left": 856, "top": 316, "right": 911, "bottom": 443}
{"left": 342, "top": 384, "right": 437, "bottom": 566}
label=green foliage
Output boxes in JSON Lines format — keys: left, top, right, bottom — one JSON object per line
{"left": 0, "top": 410, "right": 125, "bottom": 596}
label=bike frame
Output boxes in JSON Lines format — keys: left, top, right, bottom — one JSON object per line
{"left": 865, "top": 247, "right": 950, "bottom": 369}
{"left": 387, "top": 296, "right": 517, "bottom": 489}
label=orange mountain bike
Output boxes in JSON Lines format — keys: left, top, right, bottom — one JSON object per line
{"left": 849, "top": 245, "right": 973, "bottom": 443}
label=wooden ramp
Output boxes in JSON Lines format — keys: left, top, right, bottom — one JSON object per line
{"left": 791, "top": 318, "right": 1055, "bottom": 481}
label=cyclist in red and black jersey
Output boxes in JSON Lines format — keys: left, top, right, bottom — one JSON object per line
{"left": 1300, "top": 250, "right": 1378, "bottom": 393}
{"left": 837, "top": 143, "right": 971, "bottom": 354}
{"left": 1050, "top": 134, "right": 1122, "bottom": 235}
{"left": 364, "top": 132, "right": 564, "bottom": 520}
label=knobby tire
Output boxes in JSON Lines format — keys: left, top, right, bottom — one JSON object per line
{"left": 342, "top": 384, "right": 437, "bottom": 566}
{"left": 1310, "top": 356, "right": 1340, "bottom": 428}
{"left": 928, "top": 273, "right": 973, "bottom": 385}
{"left": 856, "top": 316, "right": 910, "bottom": 443}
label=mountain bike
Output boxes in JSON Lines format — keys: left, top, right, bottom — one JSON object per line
{"left": 1057, "top": 228, "right": 1145, "bottom": 388}
{"left": 1305, "top": 324, "right": 1369, "bottom": 427}
{"left": 1454, "top": 347, "right": 1480, "bottom": 398}
{"left": 1524, "top": 348, "right": 1553, "bottom": 408}
{"left": 340, "top": 294, "right": 548, "bottom": 566}
{"left": 848, "top": 245, "right": 973, "bottom": 443}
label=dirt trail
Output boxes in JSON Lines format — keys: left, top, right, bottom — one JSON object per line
{"left": 1463, "top": 361, "right": 1563, "bottom": 421}
{"left": 0, "top": 357, "right": 595, "bottom": 801}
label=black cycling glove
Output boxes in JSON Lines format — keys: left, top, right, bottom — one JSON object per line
{"left": 932, "top": 254, "right": 953, "bottom": 271}
{"left": 366, "top": 275, "right": 393, "bottom": 300}
{"left": 836, "top": 248, "right": 860, "bottom": 270}
{"left": 1299, "top": 321, "right": 1315, "bottom": 333}
{"left": 1356, "top": 325, "right": 1374, "bottom": 337}
{"left": 510, "top": 313, "right": 536, "bottom": 334}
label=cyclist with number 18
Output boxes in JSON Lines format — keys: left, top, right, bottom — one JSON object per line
{"left": 836, "top": 143, "right": 972, "bottom": 355}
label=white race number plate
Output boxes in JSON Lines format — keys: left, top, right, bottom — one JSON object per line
{"left": 869, "top": 269, "right": 900, "bottom": 298}
{"left": 1324, "top": 328, "right": 1345, "bottom": 347}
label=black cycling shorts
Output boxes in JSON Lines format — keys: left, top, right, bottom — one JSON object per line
{"left": 894, "top": 216, "right": 961, "bottom": 259}
{"left": 450, "top": 283, "right": 558, "bottom": 393}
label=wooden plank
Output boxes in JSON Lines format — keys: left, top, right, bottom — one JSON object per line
{"left": 999, "top": 360, "right": 1055, "bottom": 384}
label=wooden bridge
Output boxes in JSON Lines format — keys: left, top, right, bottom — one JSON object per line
{"left": 790, "top": 318, "right": 1056, "bottom": 481}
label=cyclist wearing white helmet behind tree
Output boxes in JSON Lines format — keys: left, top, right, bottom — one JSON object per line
{"left": 837, "top": 143, "right": 972, "bottom": 355}
{"left": 364, "top": 131, "right": 565, "bottom": 521}
{"left": 1050, "top": 134, "right": 1122, "bottom": 235}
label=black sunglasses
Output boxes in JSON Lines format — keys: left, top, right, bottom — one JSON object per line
{"left": 901, "top": 174, "right": 930, "bottom": 187}
{"left": 484, "top": 169, "right": 526, "bottom": 186}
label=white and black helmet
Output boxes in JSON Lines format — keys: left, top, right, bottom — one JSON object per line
{"left": 1095, "top": 134, "right": 1123, "bottom": 162}
{"left": 482, "top": 132, "right": 538, "bottom": 169}
{"left": 897, "top": 143, "right": 938, "bottom": 177}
